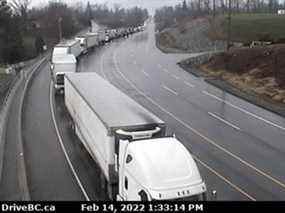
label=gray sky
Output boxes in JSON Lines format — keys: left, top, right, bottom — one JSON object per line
{"left": 30, "top": 0, "right": 183, "bottom": 14}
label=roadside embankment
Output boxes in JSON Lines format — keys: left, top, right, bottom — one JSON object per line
{"left": 179, "top": 45, "right": 285, "bottom": 117}
{"left": 156, "top": 17, "right": 226, "bottom": 54}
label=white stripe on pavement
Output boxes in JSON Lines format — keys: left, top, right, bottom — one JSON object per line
{"left": 202, "top": 90, "right": 285, "bottom": 131}
{"left": 208, "top": 112, "right": 241, "bottom": 131}
{"left": 163, "top": 85, "right": 178, "bottom": 96}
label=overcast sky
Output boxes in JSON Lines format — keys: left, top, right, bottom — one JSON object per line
{"left": 30, "top": 0, "right": 183, "bottom": 14}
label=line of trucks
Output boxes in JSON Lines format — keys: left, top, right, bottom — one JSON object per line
{"left": 50, "top": 22, "right": 215, "bottom": 201}
{"left": 50, "top": 26, "right": 145, "bottom": 94}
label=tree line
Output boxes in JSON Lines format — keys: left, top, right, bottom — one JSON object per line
{"left": 0, "top": 0, "right": 148, "bottom": 65}
{"left": 155, "top": 0, "right": 285, "bottom": 31}
{"left": 85, "top": 2, "right": 148, "bottom": 28}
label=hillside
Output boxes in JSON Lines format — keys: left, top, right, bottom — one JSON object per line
{"left": 156, "top": 18, "right": 226, "bottom": 53}
{"left": 209, "top": 14, "right": 285, "bottom": 43}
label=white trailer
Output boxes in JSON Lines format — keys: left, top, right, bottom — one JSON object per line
{"left": 85, "top": 32, "right": 99, "bottom": 49}
{"left": 98, "top": 30, "right": 106, "bottom": 45}
{"left": 75, "top": 36, "right": 87, "bottom": 54}
{"left": 52, "top": 39, "right": 81, "bottom": 61}
{"left": 76, "top": 33, "right": 99, "bottom": 54}
{"left": 50, "top": 54, "right": 76, "bottom": 94}
{"left": 64, "top": 72, "right": 207, "bottom": 201}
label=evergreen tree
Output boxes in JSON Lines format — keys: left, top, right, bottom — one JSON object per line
{"left": 0, "top": 0, "right": 24, "bottom": 64}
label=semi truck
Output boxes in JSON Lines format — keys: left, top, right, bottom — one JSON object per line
{"left": 50, "top": 54, "right": 76, "bottom": 94}
{"left": 52, "top": 39, "right": 81, "bottom": 61}
{"left": 76, "top": 33, "right": 99, "bottom": 54}
{"left": 64, "top": 72, "right": 208, "bottom": 201}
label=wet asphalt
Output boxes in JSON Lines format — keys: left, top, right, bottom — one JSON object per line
{"left": 1, "top": 21, "right": 285, "bottom": 200}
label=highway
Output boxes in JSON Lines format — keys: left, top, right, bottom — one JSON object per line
{"left": 1, "top": 21, "right": 285, "bottom": 200}
{"left": 77, "top": 22, "right": 285, "bottom": 200}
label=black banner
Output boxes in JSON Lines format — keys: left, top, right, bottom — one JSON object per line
{"left": 0, "top": 202, "right": 284, "bottom": 212}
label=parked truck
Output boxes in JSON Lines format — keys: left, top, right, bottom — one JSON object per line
{"left": 98, "top": 30, "right": 106, "bottom": 45}
{"left": 64, "top": 72, "right": 207, "bottom": 201}
{"left": 50, "top": 54, "right": 76, "bottom": 94}
{"left": 52, "top": 39, "right": 81, "bottom": 61}
{"left": 76, "top": 33, "right": 99, "bottom": 54}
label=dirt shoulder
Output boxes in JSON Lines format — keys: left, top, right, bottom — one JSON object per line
{"left": 179, "top": 45, "right": 285, "bottom": 117}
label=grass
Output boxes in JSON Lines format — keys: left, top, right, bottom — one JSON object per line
{"left": 212, "top": 13, "right": 285, "bottom": 43}
{"left": 0, "top": 65, "right": 6, "bottom": 77}
{"left": 23, "top": 35, "right": 37, "bottom": 60}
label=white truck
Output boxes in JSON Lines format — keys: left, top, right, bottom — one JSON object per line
{"left": 50, "top": 54, "right": 76, "bottom": 94}
{"left": 64, "top": 72, "right": 208, "bottom": 201}
{"left": 98, "top": 30, "right": 106, "bottom": 45}
{"left": 76, "top": 33, "right": 99, "bottom": 54}
{"left": 52, "top": 39, "right": 81, "bottom": 61}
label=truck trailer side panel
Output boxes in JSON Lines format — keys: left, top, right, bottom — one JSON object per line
{"left": 64, "top": 73, "right": 165, "bottom": 183}
{"left": 69, "top": 41, "right": 81, "bottom": 58}
{"left": 86, "top": 34, "right": 99, "bottom": 49}
{"left": 65, "top": 78, "right": 115, "bottom": 182}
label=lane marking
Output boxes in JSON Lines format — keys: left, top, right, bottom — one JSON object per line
{"left": 113, "top": 51, "right": 285, "bottom": 192}
{"left": 208, "top": 112, "right": 241, "bottom": 131}
{"left": 112, "top": 51, "right": 256, "bottom": 200}
{"left": 158, "top": 64, "right": 162, "bottom": 69}
{"left": 202, "top": 90, "right": 285, "bottom": 131}
{"left": 163, "top": 85, "right": 178, "bottom": 96}
{"left": 100, "top": 52, "right": 107, "bottom": 80}
{"left": 171, "top": 74, "right": 180, "bottom": 80}
{"left": 193, "top": 155, "right": 256, "bottom": 201}
{"left": 184, "top": 81, "right": 195, "bottom": 88}
{"left": 133, "top": 60, "right": 137, "bottom": 65}
{"left": 141, "top": 69, "right": 150, "bottom": 78}
{"left": 49, "top": 83, "right": 90, "bottom": 201}
{"left": 162, "top": 68, "right": 169, "bottom": 73}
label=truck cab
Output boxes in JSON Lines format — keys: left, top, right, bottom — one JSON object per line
{"left": 75, "top": 36, "right": 87, "bottom": 54}
{"left": 115, "top": 130, "right": 207, "bottom": 201}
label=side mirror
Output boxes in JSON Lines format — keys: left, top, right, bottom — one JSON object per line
{"left": 211, "top": 190, "right": 217, "bottom": 201}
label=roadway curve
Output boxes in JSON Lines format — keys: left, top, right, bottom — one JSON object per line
{"left": 77, "top": 21, "right": 285, "bottom": 200}
{"left": 2, "top": 21, "right": 285, "bottom": 201}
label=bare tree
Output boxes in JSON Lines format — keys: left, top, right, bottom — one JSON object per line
{"left": 10, "top": 0, "right": 31, "bottom": 30}
{"left": 10, "top": 0, "right": 31, "bottom": 17}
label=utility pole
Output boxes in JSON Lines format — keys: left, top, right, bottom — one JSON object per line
{"left": 227, "top": 0, "right": 232, "bottom": 51}
{"left": 58, "top": 17, "right": 63, "bottom": 42}
{"left": 213, "top": 0, "right": 216, "bottom": 18}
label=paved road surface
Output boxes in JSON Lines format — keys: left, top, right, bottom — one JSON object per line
{"left": 2, "top": 20, "right": 285, "bottom": 201}
{"left": 78, "top": 21, "right": 285, "bottom": 200}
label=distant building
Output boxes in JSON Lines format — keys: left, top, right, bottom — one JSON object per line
{"left": 277, "top": 10, "right": 285, "bottom": 15}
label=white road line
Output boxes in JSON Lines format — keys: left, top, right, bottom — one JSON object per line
{"left": 141, "top": 69, "right": 149, "bottom": 77}
{"left": 49, "top": 83, "right": 90, "bottom": 201}
{"left": 193, "top": 155, "right": 256, "bottom": 201}
{"left": 172, "top": 74, "right": 180, "bottom": 80}
{"left": 163, "top": 85, "right": 178, "bottom": 96}
{"left": 202, "top": 90, "right": 285, "bottom": 131}
{"left": 158, "top": 64, "right": 162, "bottom": 69}
{"left": 100, "top": 53, "right": 107, "bottom": 80}
{"left": 113, "top": 51, "right": 285, "bottom": 192}
{"left": 184, "top": 81, "right": 195, "bottom": 88}
{"left": 162, "top": 68, "right": 169, "bottom": 73}
{"left": 133, "top": 60, "right": 137, "bottom": 65}
{"left": 208, "top": 112, "right": 241, "bottom": 131}
{"left": 112, "top": 51, "right": 256, "bottom": 200}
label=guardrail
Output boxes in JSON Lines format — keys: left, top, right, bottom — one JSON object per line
{"left": 0, "top": 54, "right": 49, "bottom": 200}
